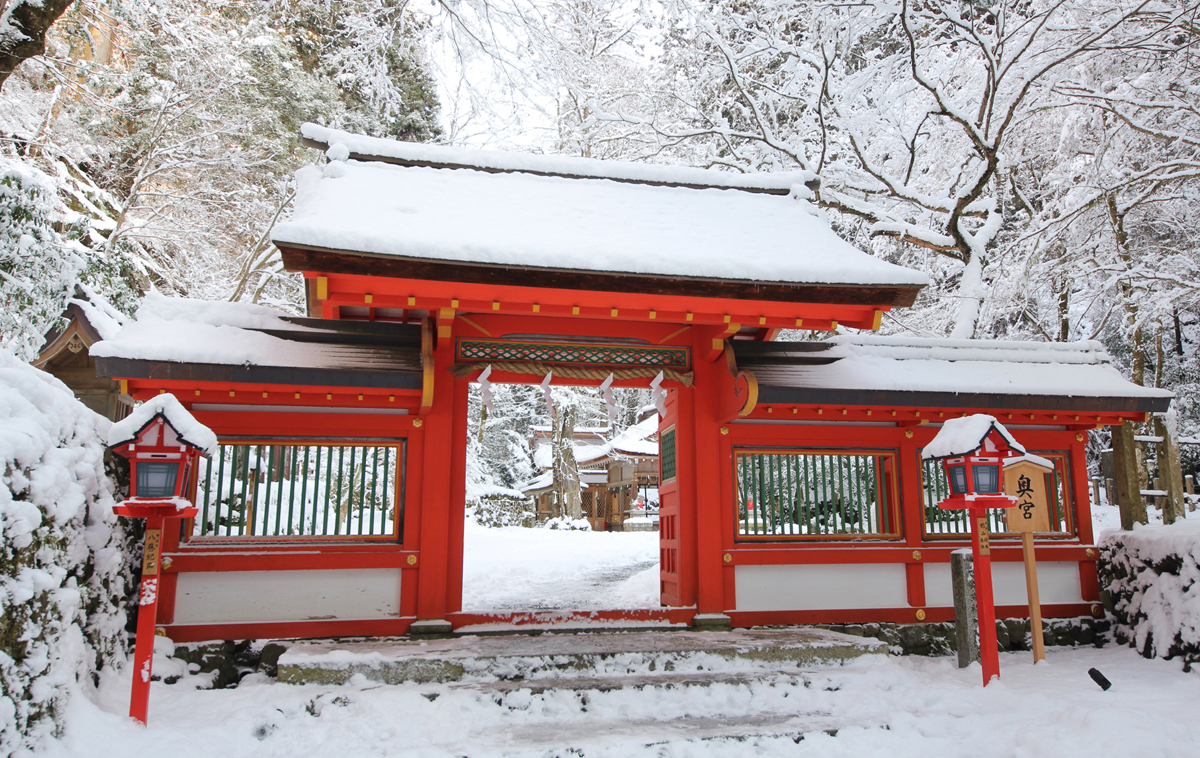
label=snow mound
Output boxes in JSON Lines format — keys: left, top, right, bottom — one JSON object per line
{"left": 0, "top": 348, "right": 131, "bottom": 753}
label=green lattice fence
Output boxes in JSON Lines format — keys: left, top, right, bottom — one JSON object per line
{"left": 736, "top": 450, "right": 899, "bottom": 539}
{"left": 193, "top": 442, "right": 404, "bottom": 539}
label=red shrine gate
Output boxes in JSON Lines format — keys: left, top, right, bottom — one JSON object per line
{"left": 91, "top": 126, "right": 1171, "bottom": 641}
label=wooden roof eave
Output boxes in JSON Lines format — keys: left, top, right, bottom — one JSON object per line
{"left": 275, "top": 242, "right": 923, "bottom": 309}
{"left": 754, "top": 385, "right": 1172, "bottom": 415}
{"left": 95, "top": 356, "right": 423, "bottom": 391}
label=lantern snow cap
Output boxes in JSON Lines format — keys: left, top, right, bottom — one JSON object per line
{"left": 923, "top": 414, "right": 1025, "bottom": 505}
{"left": 108, "top": 393, "right": 216, "bottom": 506}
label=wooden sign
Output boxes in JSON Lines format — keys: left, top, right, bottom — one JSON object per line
{"left": 1003, "top": 458, "right": 1055, "bottom": 533}
{"left": 1002, "top": 455, "right": 1055, "bottom": 664}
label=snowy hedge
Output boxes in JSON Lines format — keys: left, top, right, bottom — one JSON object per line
{"left": 0, "top": 350, "right": 132, "bottom": 752}
{"left": 1099, "top": 521, "right": 1200, "bottom": 666}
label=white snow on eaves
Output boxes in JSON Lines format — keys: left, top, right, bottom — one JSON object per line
{"left": 761, "top": 334, "right": 1174, "bottom": 400}
{"left": 108, "top": 393, "right": 218, "bottom": 457}
{"left": 88, "top": 294, "right": 364, "bottom": 370}
{"left": 301, "top": 123, "right": 817, "bottom": 194}
{"left": 272, "top": 156, "right": 929, "bottom": 288}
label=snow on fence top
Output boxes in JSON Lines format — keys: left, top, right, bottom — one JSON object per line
{"left": 90, "top": 293, "right": 363, "bottom": 369}
{"left": 922, "top": 414, "right": 1025, "bottom": 460}
{"left": 108, "top": 392, "right": 218, "bottom": 457}
{"left": 753, "top": 335, "right": 1174, "bottom": 400}
{"left": 272, "top": 130, "right": 929, "bottom": 289}
{"left": 300, "top": 123, "right": 817, "bottom": 194}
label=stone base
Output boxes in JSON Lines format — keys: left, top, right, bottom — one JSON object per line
{"left": 691, "top": 613, "right": 733, "bottom": 630}
{"left": 408, "top": 618, "right": 454, "bottom": 636}
{"left": 812, "top": 616, "right": 1111, "bottom": 657}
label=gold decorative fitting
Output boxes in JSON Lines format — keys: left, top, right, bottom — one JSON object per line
{"left": 326, "top": 393, "right": 332, "bottom": 400}
{"left": 195, "top": 390, "right": 201, "bottom": 396}
{"left": 572, "top": 306, "right": 580, "bottom": 315}
{"left": 66, "top": 334, "right": 85, "bottom": 353}
{"left": 722, "top": 553, "right": 733, "bottom": 564}
{"left": 533, "top": 304, "right": 540, "bottom": 312}
{"left": 493, "top": 301, "right": 500, "bottom": 311}
{"left": 155, "top": 627, "right": 168, "bottom": 637}
{"left": 294, "top": 393, "right": 300, "bottom": 399}
{"left": 389, "top": 395, "right": 395, "bottom": 402}
{"left": 229, "top": 391, "right": 236, "bottom": 397}
{"left": 611, "top": 308, "right": 619, "bottom": 317}
{"left": 915, "top": 609, "right": 926, "bottom": 621}
{"left": 1076, "top": 433, "right": 1085, "bottom": 442}
{"left": 905, "top": 430, "right": 914, "bottom": 438}
{"left": 1086, "top": 548, "right": 1097, "bottom": 559}
{"left": 406, "top": 554, "right": 417, "bottom": 566}
{"left": 912, "top": 550, "right": 921, "bottom": 561}
{"left": 1091, "top": 604, "right": 1105, "bottom": 619}
{"left": 364, "top": 294, "right": 373, "bottom": 304}
{"left": 650, "top": 310, "right": 657, "bottom": 319}
{"left": 161, "top": 556, "right": 172, "bottom": 569}
{"left": 720, "top": 426, "right": 729, "bottom": 435}
{"left": 358, "top": 394, "right": 364, "bottom": 401}
{"left": 408, "top": 296, "right": 416, "bottom": 306}
{"left": 451, "top": 299, "right": 459, "bottom": 308}
{"left": 262, "top": 392, "right": 268, "bottom": 399}
{"left": 413, "top": 418, "right": 423, "bottom": 428}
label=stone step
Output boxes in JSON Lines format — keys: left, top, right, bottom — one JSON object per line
{"left": 277, "top": 627, "right": 886, "bottom": 686}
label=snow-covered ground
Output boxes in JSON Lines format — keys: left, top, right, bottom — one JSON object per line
{"left": 54, "top": 645, "right": 1200, "bottom": 756}
{"left": 461, "top": 520, "right": 660, "bottom": 611}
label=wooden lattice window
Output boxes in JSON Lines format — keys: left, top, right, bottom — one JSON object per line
{"left": 660, "top": 427, "right": 676, "bottom": 482}
{"left": 735, "top": 449, "right": 901, "bottom": 541}
{"left": 191, "top": 441, "right": 405, "bottom": 540}
{"left": 920, "top": 452, "right": 1075, "bottom": 539}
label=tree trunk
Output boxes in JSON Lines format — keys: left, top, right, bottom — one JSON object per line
{"left": 553, "top": 406, "right": 582, "bottom": 520}
{"left": 1112, "top": 421, "right": 1147, "bottom": 530}
{"left": 1154, "top": 415, "right": 1186, "bottom": 524}
{"left": 0, "top": 0, "right": 75, "bottom": 89}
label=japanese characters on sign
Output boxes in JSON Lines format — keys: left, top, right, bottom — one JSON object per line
{"left": 1003, "top": 458, "right": 1055, "bottom": 533}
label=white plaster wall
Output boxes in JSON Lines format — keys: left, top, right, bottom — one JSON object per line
{"left": 173, "top": 569, "right": 401, "bottom": 624}
{"left": 734, "top": 564, "right": 908, "bottom": 611}
{"left": 924, "top": 561, "right": 1083, "bottom": 607}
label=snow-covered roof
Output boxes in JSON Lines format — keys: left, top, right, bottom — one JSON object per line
{"left": 90, "top": 294, "right": 420, "bottom": 379}
{"left": 109, "top": 393, "right": 218, "bottom": 456}
{"left": 609, "top": 416, "right": 659, "bottom": 457}
{"left": 301, "top": 124, "right": 815, "bottom": 194}
{"left": 272, "top": 129, "right": 928, "bottom": 290}
{"left": 68, "top": 284, "right": 126, "bottom": 341}
{"left": 742, "top": 335, "right": 1173, "bottom": 408}
{"left": 531, "top": 416, "right": 660, "bottom": 471}
{"left": 922, "top": 415, "right": 1025, "bottom": 460}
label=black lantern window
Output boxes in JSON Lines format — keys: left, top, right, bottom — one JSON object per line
{"left": 137, "top": 461, "right": 179, "bottom": 498}
{"left": 972, "top": 463, "right": 1001, "bottom": 494}
{"left": 947, "top": 464, "right": 968, "bottom": 495}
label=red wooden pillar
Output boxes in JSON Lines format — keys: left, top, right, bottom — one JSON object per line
{"left": 445, "top": 374, "right": 470, "bottom": 614}
{"left": 415, "top": 320, "right": 457, "bottom": 622}
{"left": 690, "top": 326, "right": 734, "bottom": 616}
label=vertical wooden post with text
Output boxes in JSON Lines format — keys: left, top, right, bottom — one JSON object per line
{"left": 1003, "top": 455, "right": 1056, "bottom": 663}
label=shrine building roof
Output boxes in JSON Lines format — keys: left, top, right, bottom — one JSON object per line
{"left": 733, "top": 335, "right": 1172, "bottom": 415}
{"left": 270, "top": 125, "right": 928, "bottom": 311}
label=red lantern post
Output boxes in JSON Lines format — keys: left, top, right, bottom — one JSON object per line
{"left": 108, "top": 394, "right": 215, "bottom": 724}
{"left": 923, "top": 415, "right": 1025, "bottom": 686}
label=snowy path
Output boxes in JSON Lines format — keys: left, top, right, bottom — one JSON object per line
{"left": 61, "top": 645, "right": 1200, "bottom": 757}
{"left": 461, "top": 521, "right": 660, "bottom": 611}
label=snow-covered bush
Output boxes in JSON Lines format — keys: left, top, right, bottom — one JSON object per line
{"left": 0, "top": 349, "right": 132, "bottom": 752}
{"left": 543, "top": 516, "right": 592, "bottom": 531}
{"left": 0, "top": 159, "right": 88, "bottom": 361}
{"left": 466, "top": 487, "right": 535, "bottom": 529}
{"left": 1099, "top": 521, "right": 1200, "bottom": 666}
